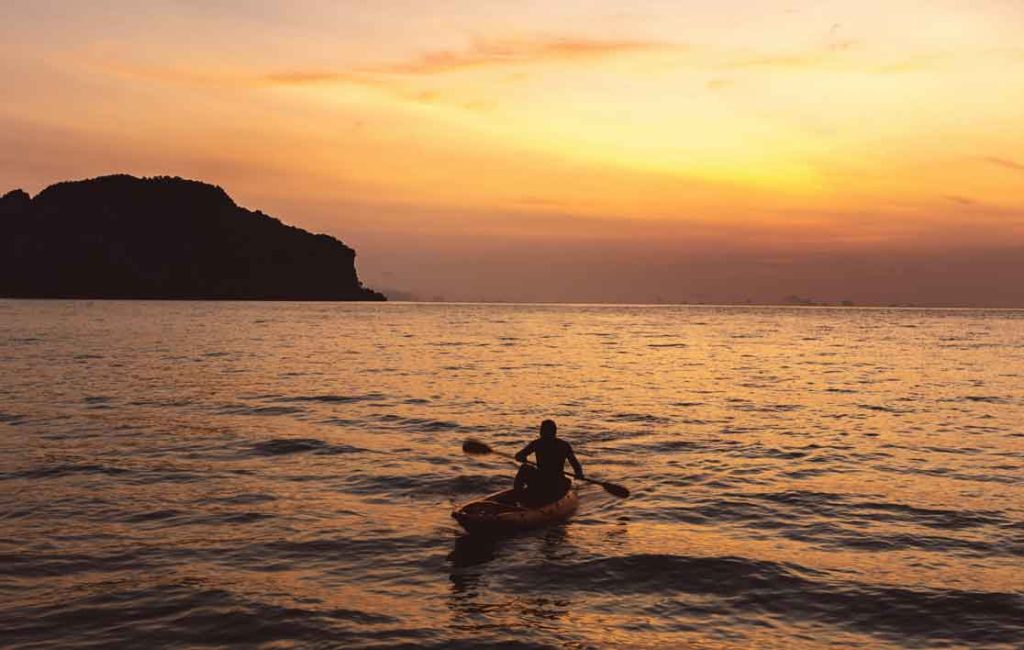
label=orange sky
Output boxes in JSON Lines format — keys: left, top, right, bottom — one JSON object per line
{"left": 2, "top": 1, "right": 1023, "bottom": 304}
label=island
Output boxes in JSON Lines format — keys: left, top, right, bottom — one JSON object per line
{"left": 0, "top": 175, "right": 385, "bottom": 300}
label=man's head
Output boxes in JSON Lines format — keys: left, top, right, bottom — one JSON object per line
{"left": 540, "top": 419, "right": 557, "bottom": 439}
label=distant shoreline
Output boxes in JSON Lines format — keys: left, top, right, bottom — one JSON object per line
{"left": 3, "top": 297, "right": 1021, "bottom": 310}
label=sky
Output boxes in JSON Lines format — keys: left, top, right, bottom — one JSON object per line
{"left": 2, "top": 0, "right": 1023, "bottom": 305}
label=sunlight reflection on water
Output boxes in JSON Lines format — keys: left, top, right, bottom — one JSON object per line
{"left": 1, "top": 301, "right": 1023, "bottom": 648}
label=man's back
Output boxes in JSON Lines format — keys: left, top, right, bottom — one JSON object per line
{"left": 513, "top": 420, "right": 583, "bottom": 504}
{"left": 516, "top": 435, "right": 582, "bottom": 479}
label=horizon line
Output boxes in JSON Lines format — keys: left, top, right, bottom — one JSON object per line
{"left": 3, "top": 297, "right": 1023, "bottom": 310}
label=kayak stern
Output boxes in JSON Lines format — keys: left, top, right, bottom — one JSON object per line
{"left": 452, "top": 486, "right": 579, "bottom": 534}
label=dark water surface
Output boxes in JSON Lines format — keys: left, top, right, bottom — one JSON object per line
{"left": 1, "top": 301, "right": 1022, "bottom": 648}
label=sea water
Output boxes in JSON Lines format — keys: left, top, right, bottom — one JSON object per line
{"left": 1, "top": 301, "right": 1022, "bottom": 648}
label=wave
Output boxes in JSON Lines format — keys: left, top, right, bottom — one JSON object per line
{"left": 506, "top": 553, "right": 1024, "bottom": 645}
{"left": 119, "top": 509, "right": 273, "bottom": 528}
{"left": 1, "top": 461, "right": 224, "bottom": 486}
{"left": 376, "top": 415, "right": 469, "bottom": 432}
{"left": 640, "top": 491, "right": 1023, "bottom": 557}
{"left": 2, "top": 463, "right": 131, "bottom": 480}
{"left": 249, "top": 438, "right": 364, "bottom": 456}
{"left": 341, "top": 471, "right": 507, "bottom": 499}
{"left": 0, "top": 412, "right": 27, "bottom": 425}
{"left": 0, "top": 546, "right": 168, "bottom": 578}
{"left": 223, "top": 534, "right": 436, "bottom": 574}
{"left": 0, "top": 580, "right": 399, "bottom": 648}
{"left": 607, "top": 412, "right": 673, "bottom": 424}
{"left": 960, "top": 395, "right": 1012, "bottom": 404}
{"left": 217, "top": 404, "right": 305, "bottom": 417}
{"left": 270, "top": 392, "right": 390, "bottom": 404}
{"left": 857, "top": 403, "right": 913, "bottom": 414}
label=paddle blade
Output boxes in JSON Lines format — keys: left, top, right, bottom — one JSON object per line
{"left": 601, "top": 482, "right": 630, "bottom": 499}
{"left": 462, "top": 439, "right": 493, "bottom": 456}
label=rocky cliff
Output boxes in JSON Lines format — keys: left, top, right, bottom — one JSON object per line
{"left": 0, "top": 175, "right": 384, "bottom": 300}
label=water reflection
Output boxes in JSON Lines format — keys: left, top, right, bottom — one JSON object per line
{"left": 447, "top": 526, "right": 577, "bottom": 640}
{"left": 449, "top": 533, "right": 499, "bottom": 569}
{"left": 4, "top": 302, "right": 1023, "bottom": 648}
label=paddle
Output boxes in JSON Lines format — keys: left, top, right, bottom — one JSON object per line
{"left": 462, "top": 438, "right": 630, "bottom": 498}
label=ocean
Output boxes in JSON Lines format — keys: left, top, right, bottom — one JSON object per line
{"left": 1, "top": 300, "right": 1022, "bottom": 648}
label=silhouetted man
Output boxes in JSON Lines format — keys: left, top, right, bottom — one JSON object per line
{"left": 514, "top": 419, "right": 584, "bottom": 505}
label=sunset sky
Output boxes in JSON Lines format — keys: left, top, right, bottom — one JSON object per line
{"left": 3, "top": 1, "right": 1023, "bottom": 304}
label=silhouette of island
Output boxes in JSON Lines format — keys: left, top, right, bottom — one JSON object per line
{"left": 0, "top": 175, "right": 384, "bottom": 300}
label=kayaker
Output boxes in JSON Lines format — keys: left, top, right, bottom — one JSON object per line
{"left": 514, "top": 419, "right": 584, "bottom": 504}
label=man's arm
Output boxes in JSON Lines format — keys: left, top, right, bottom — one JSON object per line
{"left": 567, "top": 444, "right": 584, "bottom": 478}
{"left": 514, "top": 440, "right": 536, "bottom": 463}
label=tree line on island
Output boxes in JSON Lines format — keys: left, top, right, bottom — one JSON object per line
{"left": 0, "top": 175, "right": 384, "bottom": 300}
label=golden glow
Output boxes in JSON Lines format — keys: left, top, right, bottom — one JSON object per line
{"left": 2, "top": 1, "right": 1024, "bottom": 301}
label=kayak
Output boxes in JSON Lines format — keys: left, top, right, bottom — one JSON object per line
{"left": 452, "top": 485, "right": 579, "bottom": 534}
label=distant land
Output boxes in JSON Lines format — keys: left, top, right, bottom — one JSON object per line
{"left": 0, "top": 175, "right": 384, "bottom": 301}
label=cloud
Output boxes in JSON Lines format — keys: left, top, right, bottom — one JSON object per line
{"left": 258, "top": 36, "right": 676, "bottom": 112}
{"left": 262, "top": 69, "right": 497, "bottom": 112}
{"left": 945, "top": 195, "right": 978, "bottom": 206}
{"left": 363, "top": 36, "right": 674, "bottom": 75}
{"left": 265, "top": 70, "right": 355, "bottom": 84}
{"left": 983, "top": 156, "right": 1024, "bottom": 174}
{"left": 266, "top": 38, "right": 859, "bottom": 85}
{"left": 258, "top": 33, "right": 947, "bottom": 93}
{"left": 264, "top": 36, "right": 674, "bottom": 86}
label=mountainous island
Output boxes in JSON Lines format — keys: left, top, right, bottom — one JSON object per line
{"left": 0, "top": 175, "right": 384, "bottom": 300}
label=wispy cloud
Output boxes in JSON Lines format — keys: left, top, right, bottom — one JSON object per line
{"left": 265, "top": 36, "right": 674, "bottom": 85}
{"left": 983, "top": 156, "right": 1024, "bottom": 174}
{"left": 266, "top": 70, "right": 356, "bottom": 84}
{"left": 945, "top": 195, "right": 979, "bottom": 206}
{"left": 263, "top": 69, "right": 496, "bottom": 112}
{"left": 364, "top": 37, "right": 674, "bottom": 75}
{"left": 254, "top": 29, "right": 967, "bottom": 94}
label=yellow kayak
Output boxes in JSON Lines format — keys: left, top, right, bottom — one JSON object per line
{"left": 452, "top": 486, "right": 579, "bottom": 534}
